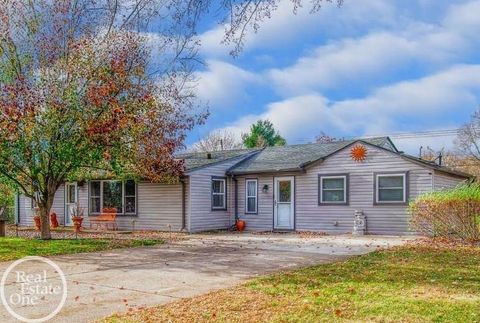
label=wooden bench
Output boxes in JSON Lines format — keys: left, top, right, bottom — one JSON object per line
{"left": 89, "top": 208, "right": 118, "bottom": 231}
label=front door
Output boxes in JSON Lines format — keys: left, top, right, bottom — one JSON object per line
{"left": 65, "top": 183, "right": 77, "bottom": 226}
{"left": 274, "top": 177, "right": 294, "bottom": 230}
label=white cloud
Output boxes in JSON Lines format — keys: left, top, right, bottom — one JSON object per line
{"left": 193, "top": 1, "right": 480, "bottom": 155}
{"left": 268, "top": 32, "right": 419, "bottom": 95}
{"left": 268, "top": 3, "right": 479, "bottom": 97}
{"left": 195, "top": 60, "right": 261, "bottom": 108}
{"left": 217, "top": 65, "right": 480, "bottom": 152}
{"left": 198, "top": 0, "right": 398, "bottom": 57}
{"left": 444, "top": 0, "right": 480, "bottom": 37}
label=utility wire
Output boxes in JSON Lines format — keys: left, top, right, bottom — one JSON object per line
{"left": 293, "top": 128, "right": 479, "bottom": 143}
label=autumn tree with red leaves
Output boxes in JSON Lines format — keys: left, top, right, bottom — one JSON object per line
{"left": 0, "top": 1, "right": 205, "bottom": 239}
{"left": 0, "top": 0, "right": 339, "bottom": 239}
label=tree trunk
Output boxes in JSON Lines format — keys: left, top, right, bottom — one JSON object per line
{"left": 39, "top": 205, "right": 52, "bottom": 240}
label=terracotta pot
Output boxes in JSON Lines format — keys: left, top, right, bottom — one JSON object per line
{"left": 236, "top": 219, "right": 246, "bottom": 232}
{"left": 72, "top": 216, "right": 84, "bottom": 233}
{"left": 33, "top": 216, "right": 41, "bottom": 231}
{"left": 50, "top": 212, "right": 59, "bottom": 229}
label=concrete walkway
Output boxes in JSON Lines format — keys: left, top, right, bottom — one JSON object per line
{"left": 0, "top": 234, "right": 414, "bottom": 322}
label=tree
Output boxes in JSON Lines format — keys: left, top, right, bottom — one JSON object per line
{"left": 196, "top": 0, "right": 343, "bottom": 56}
{"left": 457, "top": 109, "right": 480, "bottom": 161}
{"left": 242, "top": 120, "right": 286, "bottom": 148}
{"left": 315, "top": 132, "right": 337, "bottom": 144}
{"left": 0, "top": 1, "right": 205, "bottom": 239}
{"left": 0, "top": 178, "right": 13, "bottom": 221}
{"left": 192, "top": 130, "right": 243, "bottom": 152}
{"left": 0, "top": 0, "right": 338, "bottom": 240}
{"left": 421, "top": 146, "right": 480, "bottom": 180}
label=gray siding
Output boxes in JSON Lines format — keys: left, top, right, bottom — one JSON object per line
{"left": 80, "top": 181, "right": 184, "bottom": 231}
{"left": 18, "top": 195, "right": 33, "bottom": 226}
{"left": 187, "top": 157, "right": 247, "bottom": 232}
{"left": 18, "top": 187, "right": 65, "bottom": 226}
{"left": 19, "top": 182, "right": 184, "bottom": 231}
{"left": 237, "top": 145, "right": 434, "bottom": 235}
{"left": 434, "top": 171, "right": 466, "bottom": 190}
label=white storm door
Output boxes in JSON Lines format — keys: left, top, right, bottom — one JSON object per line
{"left": 65, "top": 183, "right": 77, "bottom": 226}
{"left": 274, "top": 177, "right": 294, "bottom": 230}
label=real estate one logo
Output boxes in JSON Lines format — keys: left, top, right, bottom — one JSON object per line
{"left": 0, "top": 256, "right": 67, "bottom": 323}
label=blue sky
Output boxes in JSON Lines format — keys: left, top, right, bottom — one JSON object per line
{"left": 187, "top": 0, "right": 480, "bottom": 154}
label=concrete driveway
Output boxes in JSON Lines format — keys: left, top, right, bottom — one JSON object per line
{"left": 0, "top": 233, "right": 414, "bottom": 322}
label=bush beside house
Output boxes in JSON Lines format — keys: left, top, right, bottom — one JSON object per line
{"left": 409, "top": 184, "right": 480, "bottom": 241}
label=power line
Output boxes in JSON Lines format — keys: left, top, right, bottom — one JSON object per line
{"left": 292, "top": 128, "right": 477, "bottom": 143}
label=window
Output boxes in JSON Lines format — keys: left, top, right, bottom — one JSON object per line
{"left": 245, "top": 179, "right": 258, "bottom": 213}
{"left": 212, "top": 178, "right": 226, "bottom": 210}
{"left": 89, "top": 181, "right": 101, "bottom": 213}
{"left": 375, "top": 173, "right": 407, "bottom": 204}
{"left": 125, "top": 180, "right": 136, "bottom": 214}
{"left": 319, "top": 174, "right": 348, "bottom": 204}
{"left": 89, "top": 180, "right": 137, "bottom": 215}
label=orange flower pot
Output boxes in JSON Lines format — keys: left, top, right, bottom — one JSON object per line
{"left": 72, "top": 216, "right": 84, "bottom": 233}
{"left": 33, "top": 216, "right": 41, "bottom": 231}
{"left": 236, "top": 220, "right": 246, "bottom": 232}
{"left": 50, "top": 212, "right": 59, "bottom": 229}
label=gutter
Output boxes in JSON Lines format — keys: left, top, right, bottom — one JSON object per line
{"left": 228, "top": 167, "right": 304, "bottom": 176}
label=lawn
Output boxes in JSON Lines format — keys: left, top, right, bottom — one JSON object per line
{"left": 0, "top": 237, "right": 162, "bottom": 262}
{"left": 105, "top": 243, "right": 480, "bottom": 323}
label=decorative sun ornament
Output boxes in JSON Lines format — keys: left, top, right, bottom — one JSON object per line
{"left": 351, "top": 144, "right": 367, "bottom": 162}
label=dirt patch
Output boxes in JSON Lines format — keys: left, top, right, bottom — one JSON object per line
{"left": 6, "top": 225, "right": 189, "bottom": 242}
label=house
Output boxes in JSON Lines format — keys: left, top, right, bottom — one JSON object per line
{"left": 15, "top": 137, "right": 471, "bottom": 235}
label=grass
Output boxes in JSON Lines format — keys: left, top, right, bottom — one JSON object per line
{"left": 0, "top": 237, "right": 162, "bottom": 262}
{"left": 104, "top": 244, "right": 480, "bottom": 323}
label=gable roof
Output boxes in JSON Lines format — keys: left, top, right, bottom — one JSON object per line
{"left": 227, "top": 137, "right": 397, "bottom": 175}
{"left": 226, "top": 137, "right": 471, "bottom": 179}
{"left": 177, "top": 148, "right": 259, "bottom": 172}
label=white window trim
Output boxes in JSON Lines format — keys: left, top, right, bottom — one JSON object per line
{"left": 375, "top": 173, "right": 407, "bottom": 204}
{"left": 320, "top": 175, "right": 347, "bottom": 204}
{"left": 89, "top": 180, "right": 137, "bottom": 215}
{"left": 212, "top": 178, "right": 226, "bottom": 210}
{"left": 245, "top": 179, "right": 258, "bottom": 214}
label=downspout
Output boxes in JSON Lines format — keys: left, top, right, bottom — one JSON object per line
{"left": 233, "top": 176, "right": 238, "bottom": 222}
{"left": 15, "top": 192, "right": 20, "bottom": 224}
{"left": 181, "top": 179, "right": 186, "bottom": 231}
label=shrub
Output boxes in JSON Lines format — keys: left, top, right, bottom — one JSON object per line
{"left": 409, "top": 184, "right": 480, "bottom": 241}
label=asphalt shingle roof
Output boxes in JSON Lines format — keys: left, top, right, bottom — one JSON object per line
{"left": 177, "top": 149, "right": 258, "bottom": 172}
{"left": 228, "top": 137, "right": 396, "bottom": 174}
{"left": 177, "top": 137, "right": 470, "bottom": 179}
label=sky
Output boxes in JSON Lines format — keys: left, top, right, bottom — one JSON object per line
{"left": 186, "top": 0, "right": 480, "bottom": 154}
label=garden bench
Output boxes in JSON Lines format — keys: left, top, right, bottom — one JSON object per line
{"left": 89, "top": 208, "right": 118, "bottom": 231}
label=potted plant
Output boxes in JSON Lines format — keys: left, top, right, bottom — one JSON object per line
{"left": 71, "top": 203, "right": 85, "bottom": 233}
{"left": 33, "top": 207, "right": 41, "bottom": 231}
{"left": 50, "top": 212, "right": 59, "bottom": 229}
{"left": 236, "top": 219, "right": 246, "bottom": 232}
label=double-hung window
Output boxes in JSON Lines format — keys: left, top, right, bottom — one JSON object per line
{"left": 212, "top": 177, "right": 227, "bottom": 210}
{"left": 319, "top": 174, "right": 348, "bottom": 205}
{"left": 375, "top": 173, "right": 407, "bottom": 204}
{"left": 89, "top": 180, "right": 137, "bottom": 215}
{"left": 245, "top": 179, "right": 258, "bottom": 214}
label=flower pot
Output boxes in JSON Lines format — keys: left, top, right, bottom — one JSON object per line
{"left": 33, "top": 216, "right": 41, "bottom": 231}
{"left": 50, "top": 212, "right": 59, "bottom": 229}
{"left": 236, "top": 219, "right": 246, "bottom": 232}
{"left": 72, "top": 216, "right": 84, "bottom": 233}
